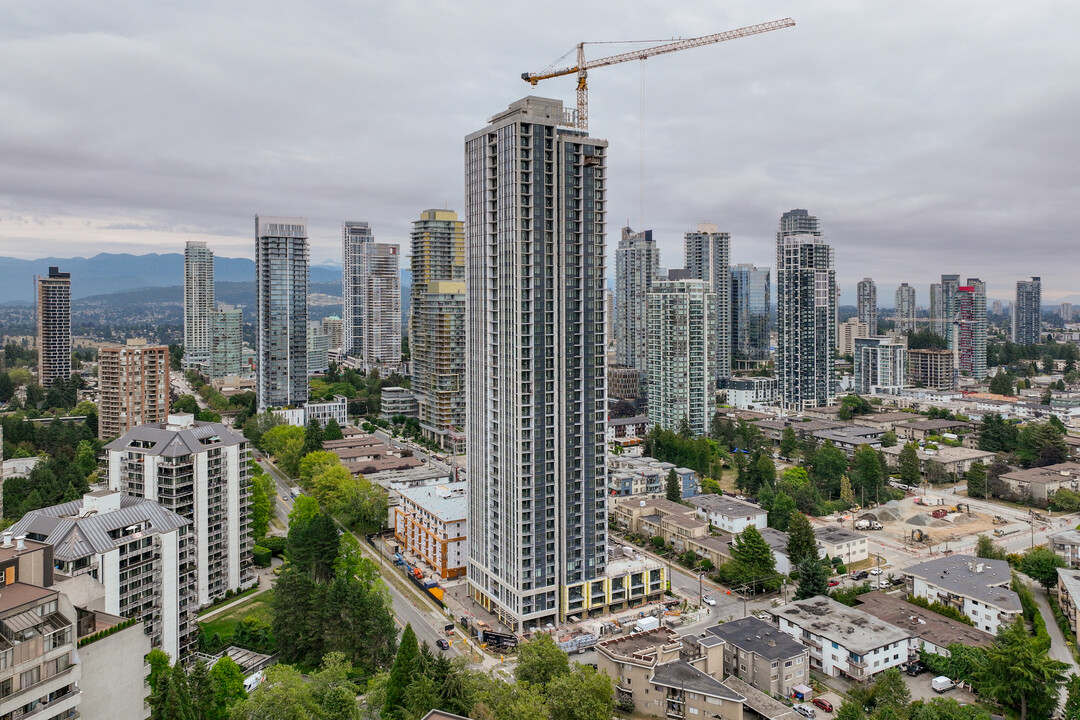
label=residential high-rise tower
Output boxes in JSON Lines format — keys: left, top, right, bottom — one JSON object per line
{"left": 615, "top": 226, "right": 660, "bottom": 381}
{"left": 683, "top": 224, "right": 731, "bottom": 383}
{"left": 932, "top": 274, "right": 961, "bottom": 337}
{"left": 410, "top": 209, "right": 466, "bottom": 451}
{"left": 255, "top": 215, "right": 308, "bottom": 410}
{"left": 465, "top": 96, "right": 608, "bottom": 631}
{"left": 209, "top": 305, "right": 243, "bottom": 378}
{"left": 342, "top": 221, "right": 401, "bottom": 368}
{"left": 730, "top": 264, "right": 771, "bottom": 367}
{"left": 776, "top": 210, "right": 836, "bottom": 411}
{"left": 98, "top": 338, "right": 171, "bottom": 439}
{"left": 955, "top": 279, "right": 987, "bottom": 379}
{"left": 183, "top": 241, "right": 214, "bottom": 371}
{"left": 35, "top": 266, "right": 71, "bottom": 387}
{"left": 857, "top": 278, "right": 877, "bottom": 335}
{"left": 646, "top": 280, "right": 715, "bottom": 436}
{"left": 1012, "top": 277, "right": 1042, "bottom": 345}
{"left": 894, "top": 283, "right": 917, "bottom": 333}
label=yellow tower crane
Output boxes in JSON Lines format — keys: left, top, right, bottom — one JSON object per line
{"left": 522, "top": 18, "right": 795, "bottom": 130}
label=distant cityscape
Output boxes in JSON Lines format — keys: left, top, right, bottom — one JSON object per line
{"left": 3, "top": 93, "right": 1080, "bottom": 720}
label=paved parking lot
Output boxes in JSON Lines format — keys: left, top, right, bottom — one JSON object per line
{"left": 902, "top": 672, "right": 977, "bottom": 704}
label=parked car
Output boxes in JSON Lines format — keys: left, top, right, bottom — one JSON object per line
{"left": 878, "top": 581, "right": 891, "bottom": 589}
{"left": 436, "top": 639, "right": 450, "bottom": 650}
{"left": 794, "top": 703, "right": 817, "bottom": 718}
{"left": 828, "top": 580, "right": 840, "bottom": 587}
{"left": 702, "top": 595, "right": 716, "bottom": 606}
{"left": 852, "top": 570, "right": 869, "bottom": 580}
{"left": 869, "top": 568, "right": 883, "bottom": 576}
{"left": 906, "top": 662, "right": 926, "bottom": 677}
{"left": 812, "top": 698, "right": 834, "bottom": 713}
{"left": 754, "top": 612, "right": 772, "bottom": 622}
{"left": 891, "top": 577, "right": 905, "bottom": 586}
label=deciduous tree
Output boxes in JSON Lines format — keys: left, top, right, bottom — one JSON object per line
{"left": 515, "top": 632, "right": 569, "bottom": 687}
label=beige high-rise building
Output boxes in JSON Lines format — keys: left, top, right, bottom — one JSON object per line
{"left": 35, "top": 266, "right": 71, "bottom": 388}
{"left": 410, "top": 209, "right": 466, "bottom": 451}
{"left": 98, "top": 339, "right": 171, "bottom": 440}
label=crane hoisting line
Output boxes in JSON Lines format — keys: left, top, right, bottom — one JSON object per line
{"left": 522, "top": 18, "right": 795, "bottom": 130}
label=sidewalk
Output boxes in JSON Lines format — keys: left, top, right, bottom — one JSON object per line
{"left": 199, "top": 559, "right": 279, "bottom": 621}
{"left": 1030, "top": 581, "right": 1078, "bottom": 673}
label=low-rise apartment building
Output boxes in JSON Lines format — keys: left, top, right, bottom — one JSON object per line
{"left": 724, "top": 376, "right": 778, "bottom": 410}
{"left": 595, "top": 627, "right": 745, "bottom": 720}
{"left": 894, "top": 419, "right": 974, "bottom": 441}
{"left": 607, "top": 415, "right": 649, "bottom": 442}
{"left": 902, "top": 556, "right": 1021, "bottom": 635}
{"left": 770, "top": 596, "right": 912, "bottom": 682}
{"left": 381, "top": 387, "right": 418, "bottom": 420}
{"left": 994, "top": 462, "right": 1080, "bottom": 505}
{"left": 814, "top": 526, "right": 869, "bottom": 566}
{"left": 1057, "top": 567, "right": 1080, "bottom": 633}
{"left": 393, "top": 482, "right": 466, "bottom": 580}
{"left": 608, "top": 456, "right": 696, "bottom": 499}
{"left": 689, "top": 495, "right": 767, "bottom": 534}
{"left": 1049, "top": 529, "right": 1080, "bottom": 568}
{"left": 854, "top": 590, "right": 994, "bottom": 657}
{"left": 880, "top": 445, "right": 995, "bottom": 479}
{"left": 707, "top": 616, "right": 810, "bottom": 697}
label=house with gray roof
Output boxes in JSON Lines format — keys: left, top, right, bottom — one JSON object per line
{"left": 902, "top": 555, "right": 1021, "bottom": 635}
{"left": 689, "top": 494, "right": 767, "bottom": 534}
{"left": 10, "top": 489, "right": 194, "bottom": 658}
{"left": 105, "top": 413, "right": 256, "bottom": 621}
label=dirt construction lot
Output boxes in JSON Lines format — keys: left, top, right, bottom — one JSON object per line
{"left": 855, "top": 496, "right": 1006, "bottom": 548}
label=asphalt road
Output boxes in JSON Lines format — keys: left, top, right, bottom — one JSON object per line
{"left": 258, "top": 454, "right": 463, "bottom": 659}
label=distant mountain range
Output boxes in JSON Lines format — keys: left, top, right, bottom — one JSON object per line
{"left": 0, "top": 253, "right": 342, "bottom": 304}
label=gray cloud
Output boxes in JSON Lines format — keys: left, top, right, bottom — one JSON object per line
{"left": 1, "top": 1, "right": 1078, "bottom": 304}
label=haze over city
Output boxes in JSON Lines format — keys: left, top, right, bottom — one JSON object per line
{"left": 2, "top": 2, "right": 1078, "bottom": 301}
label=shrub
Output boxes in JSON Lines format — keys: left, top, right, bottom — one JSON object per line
{"left": 253, "top": 545, "right": 272, "bottom": 567}
{"left": 835, "top": 563, "right": 847, "bottom": 575}
{"left": 262, "top": 535, "right": 287, "bottom": 557}
{"left": 907, "top": 594, "right": 974, "bottom": 626}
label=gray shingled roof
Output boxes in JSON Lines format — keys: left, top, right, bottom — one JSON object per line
{"left": 689, "top": 494, "right": 764, "bottom": 518}
{"left": 104, "top": 419, "right": 246, "bottom": 458}
{"left": 707, "top": 617, "right": 808, "bottom": 661}
{"left": 9, "top": 495, "right": 189, "bottom": 561}
{"left": 901, "top": 555, "right": 1021, "bottom": 612}
{"left": 650, "top": 660, "right": 744, "bottom": 701}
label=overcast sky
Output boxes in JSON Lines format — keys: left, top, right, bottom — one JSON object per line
{"left": 1, "top": 1, "right": 1078, "bottom": 304}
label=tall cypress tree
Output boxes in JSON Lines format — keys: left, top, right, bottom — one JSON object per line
{"left": 785, "top": 510, "right": 818, "bottom": 567}
{"left": 384, "top": 623, "right": 419, "bottom": 719}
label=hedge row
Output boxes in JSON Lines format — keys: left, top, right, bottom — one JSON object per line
{"left": 78, "top": 616, "right": 139, "bottom": 647}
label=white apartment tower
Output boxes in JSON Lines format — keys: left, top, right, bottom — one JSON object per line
{"left": 342, "top": 221, "right": 401, "bottom": 368}
{"left": 776, "top": 209, "right": 836, "bottom": 411}
{"left": 255, "top": 216, "right": 308, "bottom": 410}
{"left": 11, "top": 490, "right": 196, "bottom": 658}
{"left": 683, "top": 224, "right": 731, "bottom": 384}
{"left": 857, "top": 277, "right": 877, "bottom": 335}
{"left": 465, "top": 96, "right": 608, "bottom": 631}
{"left": 894, "top": 283, "right": 917, "bottom": 333}
{"left": 410, "top": 209, "right": 467, "bottom": 451}
{"left": 646, "top": 280, "right": 716, "bottom": 437}
{"left": 854, "top": 336, "right": 908, "bottom": 395}
{"left": 184, "top": 241, "right": 215, "bottom": 371}
{"left": 615, "top": 226, "right": 660, "bottom": 380}
{"left": 106, "top": 414, "right": 256, "bottom": 608}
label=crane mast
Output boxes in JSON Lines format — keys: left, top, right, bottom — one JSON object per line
{"left": 522, "top": 18, "right": 795, "bottom": 130}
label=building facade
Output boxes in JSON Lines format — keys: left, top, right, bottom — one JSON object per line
{"left": 854, "top": 336, "right": 908, "bottom": 395}
{"left": 98, "top": 339, "right": 171, "bottom": 440}
{"left": 1013, "top": 276, "right": 1042, "bottom": 345}
{"left": 35, "top": 266, "right": 71, "bottom": 388}
{"left": 857, "top": 277, "right": 877, "bottom": 335}
{"left": 646, "top": 280, "right": 716, "bottom": 437}
{"left": 708, "top": 617, "right": 810, "bottom": 698}
{"left": 932, "top": 274, "right": 961, "bottom": 337}
{"left": 615, "top": 226, "right": 660, "bottom": 380}
{"left": 11, "top": 491, "right": 195, "bottom": 658}
{"left": 342, "top": 220, "right": 401, "bottom": 368}
{"left": 410, "top": 210, "right": 467, "bottom": 451}
{"left": 184, "top": 241, "right": 215, "bottom": 371}
{"left": 105, "top": 414, "right": 255, "bottom": 608}
{"left": 465, "top": 96, "right": 608, "bottom": 631}
{"left": 907, "top": 348, "right": 956, "bottom": 390}
{"left": 723, "top": 376, "right": 778, "bottom": 410}
{"left": 209, "top": 305, "right": 243, "bottom": 379}
{"left": 684, "top": 223, "right": 731, "bottom": 383}
{"left": 837, "top": 318, "right": 870, "bottom": 356}
{"left": 894, "top": 283, "right": 916, "bottom": 333}
{"left": 607, "top": 365, "right": 642, "bottom": 400}
{"left": 307, "top": 325, "right": 330, "bottom": 375}
{"left": 954, "top": 279, "right": 987, "bottom": 379}
{"left": 393, "top": 482, "right": 467, "bottom": 580}
{"left": 730, "top": 263, "right": 770, "bottom": 368}
{"left": 255, "top": 215, "right": 308, "bottom": 410}
{"left": 776, "top": 210, "right": 836, "bottom": 411}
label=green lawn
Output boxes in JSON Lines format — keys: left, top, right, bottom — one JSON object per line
{"left": 199, "top": 590, "right": 275, "bottom": 641}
